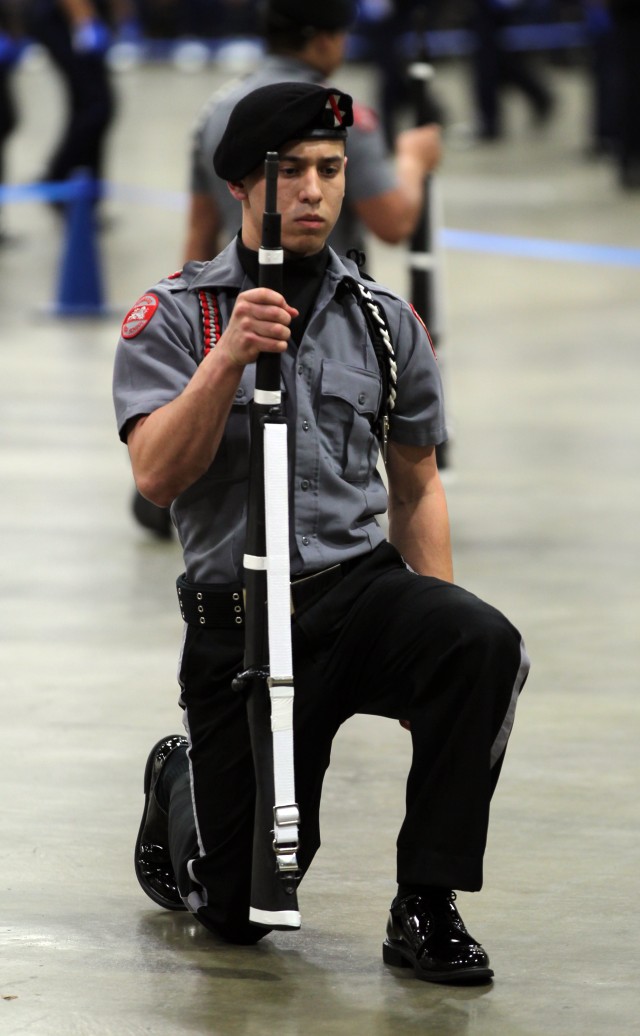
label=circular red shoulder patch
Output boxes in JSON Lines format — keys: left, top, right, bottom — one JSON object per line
{"left": 121, "top": 293, "right": 159, "bottom": 339}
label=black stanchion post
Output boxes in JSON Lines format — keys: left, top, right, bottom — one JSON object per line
{"left": 52, "top": 169, "right": 108, "bottom": 317}
{"left": 407, "top": 24, "right": 451, "bottom": 472}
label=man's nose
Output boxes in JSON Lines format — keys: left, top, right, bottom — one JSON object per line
{"left": 299, "top": 168, "right": 322, "bottom": 201}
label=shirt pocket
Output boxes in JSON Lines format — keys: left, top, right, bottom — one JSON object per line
{"left": 319, "top": 359, "right": 381, "bottom": 483}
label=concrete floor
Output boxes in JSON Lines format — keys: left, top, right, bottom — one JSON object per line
{"left": 1, "top": 49, "right": 639, "bottom": 1036}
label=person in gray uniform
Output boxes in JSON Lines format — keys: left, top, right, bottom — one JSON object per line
{"left": 129, "top": 0, "right": 439, "bottom": 534}
{"left": 132, "top": 0, "right": 441, "bottom": 536}
{"left": 113, "top": 82, "right": 529, "bottom": 984}
{"left": 184, "top": 0, "right": 442, "bottom": 263}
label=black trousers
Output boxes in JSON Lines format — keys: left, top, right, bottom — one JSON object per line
{"left": 470, "top": 0, "right": 553, "bottom": 138}
{"left": 612, "top": 18, "right": 640, "bottom": 177}
{"left": 27, "top": 10, "right": 114, "bottom": 184}
{"left": 0, "top": 63, "right": 17, "bottom": 213}
{"left": 168, "top": 542, "right": 529, "bottom": 943}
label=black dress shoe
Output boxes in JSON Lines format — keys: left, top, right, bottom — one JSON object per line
{"left": 382, "top": 891, "right": 494, "bottom": 985}
{"left": 134, "top": 735, "right": 189, "bottom": 911}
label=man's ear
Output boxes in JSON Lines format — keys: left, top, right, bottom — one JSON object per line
{"left": 227, "top": 180, "right": 248, "bottom": 201}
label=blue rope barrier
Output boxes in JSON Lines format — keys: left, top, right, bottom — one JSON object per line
{"left": 4, "top": 177, "right": 638, "bottom": 322}
{"left": 119, "top": 22, "right": 588, "bottom": 63}
{"left": 6, "top": 20, "right": 589, "bottom": 72}
{"left": 0, "top": 178, "right": 98, "bottom": 204}
{"left": 442, "top": 228, "right": 640, "bottom": 269}
{"left": 390, "top": 21, "right": 588, "bottom": 60}
{"left": 136, "top": 22, "right": 588, "bottom": 61}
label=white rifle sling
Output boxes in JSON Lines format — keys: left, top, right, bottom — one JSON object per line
{"left": 263, "top": 422, "right": 299, "bottom": 875}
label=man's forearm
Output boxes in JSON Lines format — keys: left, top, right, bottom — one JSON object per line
{"left": 388, "top": 477, "right": 453, "bottom": 582}
{"left": 127, "top": 347, "right": 244, "bottom": 508}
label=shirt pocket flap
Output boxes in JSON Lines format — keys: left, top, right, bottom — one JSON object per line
{"left": 321, "top": 359, "right": 381, "bottom": 416}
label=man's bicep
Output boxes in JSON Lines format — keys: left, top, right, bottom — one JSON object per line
{"left": 386, "top": 440, "right": 438, "bottom": 501}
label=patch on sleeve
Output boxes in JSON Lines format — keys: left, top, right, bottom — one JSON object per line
{"left": 121, "top": 293, "right": 159, "bottom": 339}
{"left": 409, "top": 304, "right": 437, "bottom": 357}
{"left": 352, "top": 102, "right": 379, "bottom": 133}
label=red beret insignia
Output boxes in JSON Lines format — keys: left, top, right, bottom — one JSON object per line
{"left": 121, "top": 293, "right": 159, "bottom": 339}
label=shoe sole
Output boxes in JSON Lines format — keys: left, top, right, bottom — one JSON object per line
{"left": 134, "top": 736, "right": 188, "bottom": 912}
{"left": 382, "top": 939, "right": 494, "bottom": 985}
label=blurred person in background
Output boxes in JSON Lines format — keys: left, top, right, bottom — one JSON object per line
{"left": 468, "top": 0, "right": 555, "bottom": 140}
{"left": 133, "top": 0, "right": 258, "bottom": 39}
{"left": 0, "top": 0, "right": 24, "bottom": 242}
{"left": 24, "top": 0, "right": 135, "bottom": 207}
{"left": 609, "top": 0, "right": 640, "bottom": 188}
{"left": 356, "top": 0, "right": 448, "bottom": 150}
{"left": 183, "top": 0, "right": 442, "bottom": 265}
{"left": 583, "top": 0, "right": 617, "bottom": 159}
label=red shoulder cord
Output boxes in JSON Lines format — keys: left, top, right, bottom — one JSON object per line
{"left": 199, "top": 290, "right": 222, "bottom": 356}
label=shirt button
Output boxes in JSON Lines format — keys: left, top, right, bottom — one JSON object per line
{"left": 302, "top": 420, "right": 310, "bottom": 432}
{"left": 301, "top": 536, "right": 310, "bottom": 546}
{"left": 301, "top": 479, "right": 310, "bottom": 491}
{"left": 235, "top": 388, "right": 245, "bottom": 400}
{"left": 298, "top": 365, "right": 304, "bottom": 375}
{"left": 358, "top": 392, "right": 366, "bottom": 405}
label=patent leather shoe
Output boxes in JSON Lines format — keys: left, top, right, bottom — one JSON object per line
{"left": 134, "top": 734, "right": 189, "bottom": 911}
{"left": 382, "top": 891, "right": 493, "bottom": 985}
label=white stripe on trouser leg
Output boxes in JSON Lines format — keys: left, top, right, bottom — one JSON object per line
{"left": 490, "top": 639, "right": 530, "bottom": 768}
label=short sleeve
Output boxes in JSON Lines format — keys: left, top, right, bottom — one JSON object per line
{"left": 112, "top": 286, "right": 198, "bottom": 442}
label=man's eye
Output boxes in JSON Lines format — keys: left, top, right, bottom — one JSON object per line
{"left": 280, "top": 166, "right": 297, "bottom": 177}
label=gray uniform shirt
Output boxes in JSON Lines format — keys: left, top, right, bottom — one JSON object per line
{"left": 189, "top": 55, "right": 397, "bottom": 258}
{"left": 113, "top": 243, "right": 446, "bottom": 584}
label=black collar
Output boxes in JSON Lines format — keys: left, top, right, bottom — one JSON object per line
{"left": 236, "top": 234, "right": 329, "bottom": 344}
{"left": 236, "top": 234, "right": 329, "bottom": 286}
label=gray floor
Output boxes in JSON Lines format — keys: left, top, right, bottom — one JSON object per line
{"left": 1, "top": 50, "right": 639, "bottom": 1036}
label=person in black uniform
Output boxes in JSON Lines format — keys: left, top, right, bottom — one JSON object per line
{"left": 468, "top": 0, "right": 555, "bottom": 141}
{"left": 0, "top": 0, "right": 22, "bottom": 242}
{"left": 24, "top": 0, "right": 120, "bottom": 198}
{"left": 609, "top": 0, "right": 640, "bottom": 188}
{"left": 114, "top": 82, "right": 530, "bottom": 985}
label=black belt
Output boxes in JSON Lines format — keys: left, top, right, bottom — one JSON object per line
{"left": 177, "top": 576, "right": 245, "bottom": 629}
{"left": 177, "top": 555, "right": 365, "bottom": 629}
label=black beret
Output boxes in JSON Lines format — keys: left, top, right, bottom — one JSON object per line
{"left": 213, "top": 82, "right": 354, "bottom": 182}
{"left": 263, "top": 0, "right": 357, "bottom": 32}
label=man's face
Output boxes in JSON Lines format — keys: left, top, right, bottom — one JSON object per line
{"left": 237, "top": 138, "right": 346, "bottom": 257}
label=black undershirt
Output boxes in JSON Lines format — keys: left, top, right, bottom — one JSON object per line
{"left": 236, "top": 234, "right": 329, "bottom": 347}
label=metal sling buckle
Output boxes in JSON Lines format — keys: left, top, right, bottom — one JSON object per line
{"left": 273, "top": 804, "right": 300, "bottom": 873}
